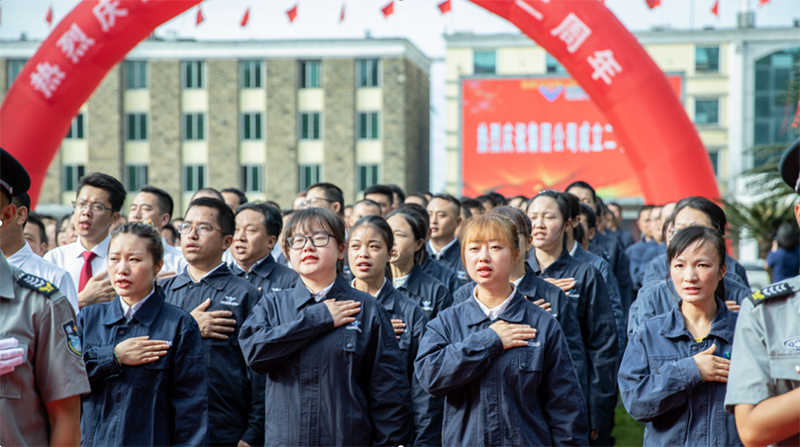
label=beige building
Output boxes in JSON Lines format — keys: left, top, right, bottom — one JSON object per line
{"left": 0, "top": 37, "right": 431, "bottom": 212}
{"left": 445, "top": 26, "right": 800, "bottom": 199}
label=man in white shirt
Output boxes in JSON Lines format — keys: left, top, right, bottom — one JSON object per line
{"left": 2, "top": 193, "right": 78, "bottom": 312}
{"left": 128, "top": 185, "right": 188, "bottom": 278}
{"left": 45, "top": 173, "right": 124, "bottom": 309}
{"left": 23, "top": 213, "right": 48, "bottom": 256}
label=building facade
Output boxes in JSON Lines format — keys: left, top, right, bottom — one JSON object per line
{"left": 0, "top": 38, "right": 431, "bottom": 212}
{"left": 444, "top": 26, "right": 800, "bottom": 200}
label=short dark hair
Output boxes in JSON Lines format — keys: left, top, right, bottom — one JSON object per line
{"left": 191, "top": 187, "right": 224, "bottom": 201}
{"left": 162, "top": 223, "right": 178, "bottom": 246}
{"left": 476, "top": 195, "right": 497, "bottom": 209}
{"left": 639, "top": 204, "right": 654, "bottom": 218}
{"left": 11, "top": 193, "right": 31, "bottom": 222}
{"left": 387, "top": 184, "right": 405, "bottom": 204}
{"left": 777, "top": 222, "right": 799, "bottom": 251}
{"left": 186, "top": 197, "right": 235, "bottom": 236}
{"left": 460, "top": 204, "right": 473, "bottom": 220}
{"left": 363, "top": 185, "right": 394, "bottom": 210}
{"left": 431, "top": 193, "right": 461, "bottom": 214}
{"left": 140, "top": 185, "right": 174, "bottom": 218}
{"left": 565, "top": 181, "right": 597, "bottom": 207}
{"left": 25, "top": 212, "right": 47, "bottom": 245}
{"left": 487, "top": 192, "right": 507, "bottom": 207}
{"left": 77, "top": 172, "right": 126, "bottom": 211}
{"left": 461, "top": 198, "right": 486, "bottom": 215}
{"left": 672, "top": 196, "right": 727, "bottom": 235}
{"left": 579, "top": 203, "right": 597, "bottom": 230}
{"left": 398, "top": 203, "right": 430, "bottom": 229}
{"left": 354, "top": 199, "right": 382, "bottom": 216}
{"left": 265, "top": 201, "right": 281, "bottom": 212}
{"left": 236, "top": 202, "right": 283, "bottom": 237}
{"left": 222, "top": 188, "right": 248, "bottom": 206}
{"left": 308, "top": 182, "right": 344, "bottom": 215}
{"left": 406, "top": 193, "right": 429, "bottom": 207}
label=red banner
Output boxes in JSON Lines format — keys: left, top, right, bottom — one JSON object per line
{"left": 462, "top": 75, "right": 684, "bottom": 198}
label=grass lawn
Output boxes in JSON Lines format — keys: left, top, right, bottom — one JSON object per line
{"left": 612, "top": 402, "right": 644, "bottom": 446}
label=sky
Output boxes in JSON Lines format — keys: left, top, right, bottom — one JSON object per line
{"left": 2, "top": 0, "right": 799, "bottom": 191}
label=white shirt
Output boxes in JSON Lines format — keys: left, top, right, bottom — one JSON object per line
{"left": 222, "top": 249, "right": 235, "bottom": 266}
{"left": 393, "top": 274, "right": 409, "bottom": 290}
{"left": 8, "top": 242, "right": 79, "bottom": 313}
{"left": 512, "top": 276, "right": 524, "bottom": 287}
{"left": 428, "top": 238, "right": 458, "bottom": 260}
{"left": 44, "top": 233, "right": 112, "bottom": 297}
{"left": 308, "top": 281, "right": 336, "bottom": 303}
{"left": 351, "top": 278, "right": 387, "bottom": 299}
{"left": 120, "top": 288, "right": 155, "bottom": 322}
{"left": 473, "top": 284, "right": 516, "bottom": 321}
{"left": 162, "top": 237, "right": 188, "bottom": 274}
{"left": 568, "top": 240, "right": 578, "bottom": 257}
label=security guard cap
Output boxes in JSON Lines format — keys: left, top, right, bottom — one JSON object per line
{"left": 0, "top": 148, "right": 31, "bottom": 201}
{"left": 778, "top": 137, "right": 800, "bottom": 194}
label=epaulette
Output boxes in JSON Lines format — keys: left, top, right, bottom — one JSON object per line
{"left": 749, "top": 276, "right": 800, "bottom": 306}
{"left": 16, "top": 272, "right": 59, "bottom": 297}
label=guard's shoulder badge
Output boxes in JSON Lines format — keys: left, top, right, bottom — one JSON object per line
{"left": 749, "top": 277, "right": 800, "bottom": 306}
{"left": 16, "top": 273, "right": 59, "bottom": 298}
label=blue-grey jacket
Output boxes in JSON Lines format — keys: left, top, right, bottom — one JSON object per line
{"left": 397, "top": 264, "right": 453, "bottom": 322}
{"left": 628, "top": 277, "right": 751, "bottom": 339}
{"left": 372, "top": 280, "right": 442, "bottom": 447}
{"left": 626, "top": 239, "right": 658, "bottom": 290}
{"left": 571, "top": 243, "right": 627, "bottom": 356}
{"left": 229, "top": 253, "right": 299, "bottom": 293}
{"left": 452, "top": 269, "right": 588, "bottom": 402}
{"left": 415, "top": 291, "right": 589, "bottom": 446}
{"left": 607, "top": 227, "right": 635, "bottom": 249}
{"left": 528, "top": 249, "right": 619, "bottom": 431}
{"left": 590, "top": 231, "right": 634, "bottom": 320}
{"left": 160, "top": 264, "right": 265, "bottom": 446}
{"left": 619, "top": 298, "right": 742, "bottom": 446}
{"left": 239, "top": 275, "right": 413, "bottom": 446}
{"left": 426, "top": 239, "right": 468, "bottom": 284}
{"left": 78, "top": 290, "right": 208, "bottom": 447}
{"left": 420, "top": 256, "right": 462, "bottom": 296}
{"left": 642, "top": 253, "right": 750, "bottom": 289}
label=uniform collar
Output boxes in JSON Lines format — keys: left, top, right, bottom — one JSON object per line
{"left": 293, "top": 274, "right": 350, "bottom": 309}
{"left": 428, "top": 237, "right": 459, "bottom": 260}
{"left": 515, "top": 268, "right": 541, "bottom": 299}
{"left": 375, "top": 279, "right": 397, "bottom": 312}
{"left": 73, "top": 233, "right": 112, "bottom": 259}
{"left": 464, "top": 288, "right": 527, "bottom": 326}
{"left": 169, "top": 263, "right": 233, "bottom": 291}
{"left": 527, "top": 247, "right": 571, "bottom": 276}
{"left": 660, "top": 296, "right": 736, "bottom": 344}
{"left": 0, "top": 251, "right": 15, "bottom": 299}
{"left": 400, "top": 264, "right": 424, "bottom": 293}
{"left": 104, "top": 289, "right": 166, "bottom": 327}
{"left": 232, "top": 253, "right": 277, "bottom": 278}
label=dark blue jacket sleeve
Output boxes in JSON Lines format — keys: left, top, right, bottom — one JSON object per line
{"left": 434, "top": 282, "right": 454, "bottom": 316}
{"left": 554, "top": 294, "right": 588, "bottom": 402}
{"left": 596, "top": 263, "right": 627, "bottom": 358}
{"left": 408, "top": 306, "right": 443, "bottom": 447}
{"left": 613, "top": 247, "right": 634, "bottom": 320}
{"left": 642, "top": 257, "right": 667, "bottom": 288}
{"left": 453, "top": 283, "right": 474, "bottom": 305}
{"left": 241, "top": 292, "right": 266, "bottom": 447}
{"left": 77, "top": 310, "right": 121, "bottom": 384}
{"left": 170, "top": 320, "right": 209, "bottom": 447}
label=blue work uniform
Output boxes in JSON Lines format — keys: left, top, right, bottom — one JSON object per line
{"left": 77, "top": 290, "right": 208, "bottom": 447}
{"left": 160, "top": 264, "right": 265, "bottom": 446}
{"left": 371, "top": 280, "right": 442, "bottom": 447}
{"left": 528, "top": 248, "right": 620, "bottom": 434}
{"left": 452, "top": 269, "right": 589, "bottom": 403}
{"left": 626, "top": 239, "right": 657, "bottom": 290}
{"left": 396, "top": 263, "right": 453, "bottom": 322}
{"left": 628, "top": 277, "right": 751, "bottom": 339}
{"left": 419, "top": 255, "right": 462, "bottom": 295}
{"left": 239, "top": 275, "right": 413, "bottom": 446}
{"left": 642, "top": 253, "right": 750, "bottom": 289}
{"left": 590, "top": 231, "right": 634, "bottom": 322}
{"left": 606, "top": 227, "right": 635, "bottom": 249}
{"left": 415, "top": 290, "right": 589, "bottom": 446}
{"left": 571, "top": 242, "right": 627, "bottom": 356}
{"left": 619, "top": 297, "right": 742, "bottom": 446}
{"left": 229, "top": 253, "right": 299, "bottom": 293}
{"left": 426, "top": 239, "right": 468, "bottom": 283}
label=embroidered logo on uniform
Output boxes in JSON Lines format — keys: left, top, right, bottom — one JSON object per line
{"left": 271, "top": 287, "right": 282, "bottom": 292}
{"left": 165, "top": 340, "right": 173, "bottom": 347}
{"left": 421, "top": 300, "right": 434, "bottom": 311}
{"left": 457, "top": 271, "right": 468, "bottom": 280}
{"left": 62, "top": 321, "right": 81, "bottom": 356}
{"left": 724, "top": 351, "right": 731, "bottom": 359}
{"left": 783, "top": 337, "right": 800, "bottom": 352}
{"left": 346, "top": 320, "right": 362, "bottom": 333}
{"left": 527, "top": 340, "right": 540, "bottom": 348}
{"left": 221, "top": 296, "right": 239, "bottom": 306}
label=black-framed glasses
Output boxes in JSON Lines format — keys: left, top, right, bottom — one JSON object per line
{"left": 177, "top": 222, "right": 224, "bottom": 237}
{"left": 301, "top": 197, "right": 332, "bottom": 208}
{"left": 288, "top": 233, "right": 334, "bottom": 250}
{"left": 72, "top": 201, "right": 111, "bottom": 214}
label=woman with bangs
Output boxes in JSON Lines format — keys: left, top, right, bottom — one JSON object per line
{"left": 415, "top": 214, "right": 588, "bottom": 446}
{"left": 526, "top": 190, "right": 619, "bottom": 445}
{"left": 239, "top": 208, "right": 413, "bottom": 446}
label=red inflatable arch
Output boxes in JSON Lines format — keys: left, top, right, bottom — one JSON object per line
{"left": 1, "top": 0, "right": 718, "bottom": 205}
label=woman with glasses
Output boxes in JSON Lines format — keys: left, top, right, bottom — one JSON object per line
{"left": 239, "top": 207, "right": 413, "bottom": 446}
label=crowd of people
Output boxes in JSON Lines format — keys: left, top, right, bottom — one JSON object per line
{"left": 1, "top": 139, "right": 799, "bottom": 446}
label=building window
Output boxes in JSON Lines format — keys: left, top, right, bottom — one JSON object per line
{"left": 241, "top": 165, "right": 264, "bottom": 193}
{"left": 753, "top": 48, "right": 800, "bottom": 157}
{"left": 708, "top": 151, "right": 719, "bottom": 177}
{"left": 241, "top": 113, "right": 263, "bottom": 140}
{"left": 298, "top": 164, "right": 321, "bottom": 191}
{"left": 546, "top": 53, "right": 567, "bottom": 74}
{"left": 65, "top": 113, "right": 85, "bottom": 139}
{"left": 240, "top": 60, "right": 263, "bottom": 89}
{"left": 357, "top": 112, "right": 379, "bottom": 140}
{"left": 299, "top": 61, "right": 321, "bottom": 88}
{"left": 124, "top": 61, "right": 147, "bottom": 89}
{"left": 473, "top": 50, "right": 496, "bottom": 74}
{"left": 6, "top": 59, "right": 27, "bottom": 88}
{"left": 182, "top": 61, "right": 205, "bottom": 89}
{"left": 182, "top": 165, "right": 207, "bottom": 193}
{"left": 62, "top": 165, "right": 85, "bottom": 192}
{"left": 694, "top": 98, "right": 719, "bottom": 125}
{"left": 695, "top": 46, "right": 719, "bottom": 73}
{"left": 126, "top": 113, "right": 148, "bottom": 141}
{"left": 125, "top": 165, "right": 148, "bottom": 192}
{"left": 357, "top": 164, "right": 380, "bottom": 193}
{"left": 300, "top": 113, "right": 321, "bottom": 140}
{"left": 183, "top": 113, "right": 206, "bottom": 141}
{"left": 357, "top": 59, "right": 379, "bottom": 87}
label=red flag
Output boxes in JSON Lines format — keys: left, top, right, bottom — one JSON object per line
{"left": 45, "top": 5, "right": 53, "bottom": 26}
{"left": 287, "top": 4, "right": 298, "bottom": 22}
{"left": 646, "top": 0, "right": 661, "bottom": 9}
{"left": 241, "top": 7, "right": 250, "bottom": 27}
{"left": 340, "top": 3, "right": 345, "bottom": 22}
{"left": 759, "top": 0, "right": 770, "bottom": 5}
{"left": 711, "top": 0, "right": 719, "bottom": 16}
{"left": 438, "top": 0, "right": 452, "bottom": 14}
{"left": 381, "top": 1, "right": 394, "bottom": 18}
{"left": 792, "top": 99, "right": 800, "bottom": 128}
{"left": 196, "top": 6, "right": 204, "bottom": 25}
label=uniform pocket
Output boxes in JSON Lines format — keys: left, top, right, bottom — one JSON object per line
{"left": 0, "top": 340, "right": 26, "bottom": 399}
{"left": 518, "top": 348, "right": 544, "bottom": 372}
{"left": 768, "top": 355, "right": 800, "bottom": 380}
{"left": 343, "top": 334, "right": 368, "bottom": 356}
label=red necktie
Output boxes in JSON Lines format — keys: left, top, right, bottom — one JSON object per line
{"left": 79, "top": 251, "right": 97, "bottom": 292}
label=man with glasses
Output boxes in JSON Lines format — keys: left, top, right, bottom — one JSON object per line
{"left": 45, "top": 172, "right": 125, "bottom": 309}
{"left": 303, "top": 182, "right": 344, "bottom": 216}
{"left": 161, "top": 197, "right": 266, "bottom": 447}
